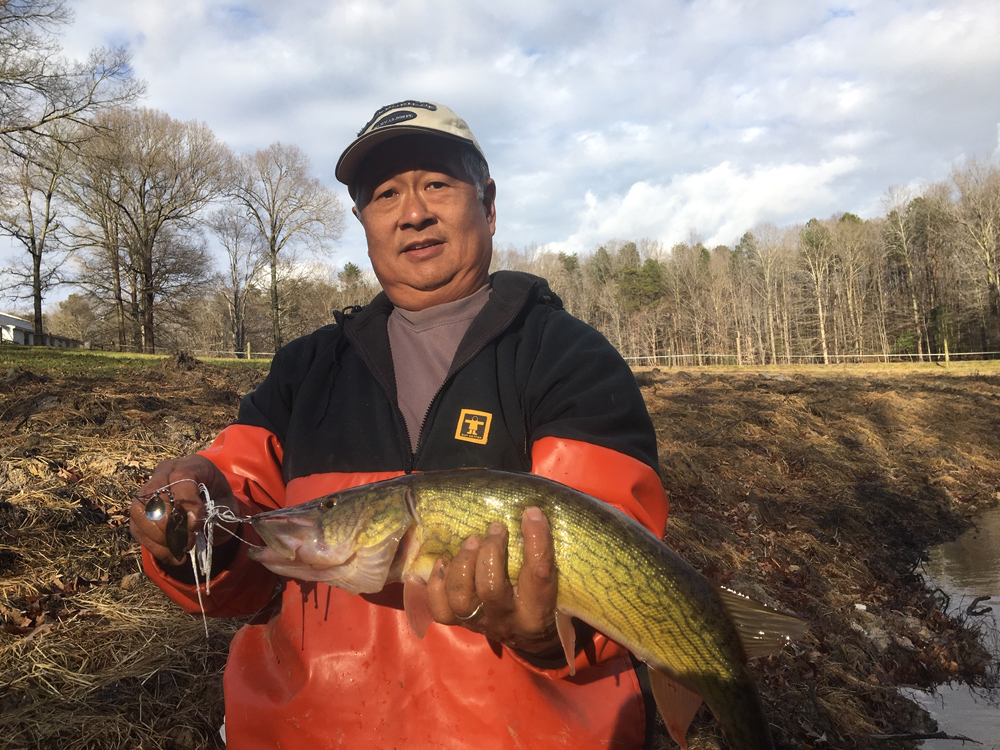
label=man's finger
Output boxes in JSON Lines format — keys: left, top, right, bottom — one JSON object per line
{"left": 133, "top": 464, "right": 204, "bottom": 564}
{"left": 446, "top": 535, "right": 482, "bottom": 619}
{"left": 425, "top": 558, "right": 455, "bottom": 623}
{"left": 128, "top": 515, "right": 184, "bottom": 565}
{"left": 516, "top": 507, "right": 558, "bottom": 623}
{"left": 476, "top": 523, "right": 513, "bottom": 607}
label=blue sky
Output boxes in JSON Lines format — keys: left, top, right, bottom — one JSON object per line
{"left": 35, "top": 0, "right": 1000, "bottom": 275}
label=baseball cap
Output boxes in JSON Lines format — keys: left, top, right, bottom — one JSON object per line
{"left": 335, "top": 100, "right": 487, "bottom": 196}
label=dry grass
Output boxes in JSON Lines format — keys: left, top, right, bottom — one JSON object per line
{"left": 1, "top": 351, "right": 254, "bottom": 750}
{"left": 2, "top": 350, "right": 998, "bottom": 749}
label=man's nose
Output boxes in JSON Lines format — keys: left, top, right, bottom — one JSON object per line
{"left": 398, "top": 190, "right": 435, "bottom": 229}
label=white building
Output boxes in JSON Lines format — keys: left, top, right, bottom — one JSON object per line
{"left": 0, "top": 312, "right": 83, "bottom": 348}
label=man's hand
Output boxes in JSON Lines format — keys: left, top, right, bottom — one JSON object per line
{"left": 129, "top": 455, "right": 239, "bottom": 566}
{"left": 426, "top": 506, "right": 562, "bottom": 656}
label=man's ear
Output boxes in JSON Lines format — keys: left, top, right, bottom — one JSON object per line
{"left": 352, "top": 205, "right": 362, "bottom": 222}
{"left": 483, "top": 179, "right": 497, "bottom": 236}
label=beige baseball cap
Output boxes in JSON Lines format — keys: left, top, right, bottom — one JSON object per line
{"left": 335, "top": 100, "right": 487, "bottom": 196}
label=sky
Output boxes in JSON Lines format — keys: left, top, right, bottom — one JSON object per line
{"left": 21, "top": 0, "right": 1000, "bottom": 278}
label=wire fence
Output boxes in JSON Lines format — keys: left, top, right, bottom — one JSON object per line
{"left": 21, "top": 340, "right": 1000, "bottom": 367}
{"left": 623, "top": 351, "right": 1000, "bottom": 367}
{"left": 85, "top": 343, "right": 277, "bottom": 360}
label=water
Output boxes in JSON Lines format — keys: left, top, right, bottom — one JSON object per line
{"left": 908, "top": 508, "right": 1000, "bottom": 749}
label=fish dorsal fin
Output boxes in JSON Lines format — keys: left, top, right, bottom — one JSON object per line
{"left": 715, "top": 585, "right": 808, "bottom": 660}
{"left": 648, "top": 667, "right": 703, "bottom": 750}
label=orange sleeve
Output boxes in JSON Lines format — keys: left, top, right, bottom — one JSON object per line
{"left": 141, "top": 424, "right": 287, "bottom": 617}
{"left": 504, "top": 435, "right": 669, "bottom": 679}
{"left": 529, "top": 436, "right": 668, "bottom": 535}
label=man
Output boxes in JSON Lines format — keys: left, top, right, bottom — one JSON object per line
{"left": 130, "top": 101, "right": 668, "bottom": 749}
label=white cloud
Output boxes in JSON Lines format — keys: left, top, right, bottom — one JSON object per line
{"left": 544, "top": 157, "right": 861, "bottom": 255}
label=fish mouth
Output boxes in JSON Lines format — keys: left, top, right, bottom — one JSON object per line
{"left": 248, "top": 502, "right": 408, "bottom": 595}
{"left": 249, "top": 504, "right": 356, "bottom": 567}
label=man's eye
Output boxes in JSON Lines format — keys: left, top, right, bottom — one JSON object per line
{"left": 376, "top": 188, "right": 396, "bottom": 200}
{"left": 427, "top": 181, "right": 447, "bottom": 190}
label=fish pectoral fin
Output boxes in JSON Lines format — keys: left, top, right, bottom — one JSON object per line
{"left": 403, "top": 574, "right": 434, "bottom": 639}
{"left": 715, "top": 585, "right": 809, "bottom": 660}
{"left": 555, "top": 610, "right": 576, "bottom": 676}
{"left": 648, "top": 667, "right": 703, "bottom": 750}
{"left": 329, "top": 533, "right": 403, "bottom": 596}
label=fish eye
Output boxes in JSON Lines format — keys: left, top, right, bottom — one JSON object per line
{"left": 323, "top": 499, "right": 335, "bottom": 509}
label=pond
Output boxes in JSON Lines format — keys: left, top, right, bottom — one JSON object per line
{"left": 907, "top": 508, "right": 1000, "bottom": 749}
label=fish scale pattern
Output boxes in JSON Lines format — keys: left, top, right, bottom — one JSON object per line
{"left": 404, "top": 470, "right": 773, "bottom": 748}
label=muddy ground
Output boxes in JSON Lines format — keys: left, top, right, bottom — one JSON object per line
{"left": 1, "top": 349, "right": 998, "bottom": 749}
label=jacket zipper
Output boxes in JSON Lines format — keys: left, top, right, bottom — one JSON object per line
{"left": 409, "top": 368, "right": 462, "bottom": 471}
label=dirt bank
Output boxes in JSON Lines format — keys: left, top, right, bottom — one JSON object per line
{"left": 640, "top": 366, "right": 999, "bottom": 747}
{"left": 1, "top": 350, "right": 997, "bottom": 749}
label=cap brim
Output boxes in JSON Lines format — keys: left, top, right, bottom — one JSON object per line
{"left": 335, "top": 126, "right": 480, "bottom": 197}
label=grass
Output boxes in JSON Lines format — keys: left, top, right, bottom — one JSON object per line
{"left": 0, "top": 346, "right": 272, "bottom": 378}
{"left": 8, "top": 343, "right": 1000, "bottom": 380}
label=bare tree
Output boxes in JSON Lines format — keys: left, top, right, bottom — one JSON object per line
{"left": 0, "top": 0, "right": 144, "bottom": 148}
{"left": 666, "top": 242, "right": 712, "bottom": 365}
{"left": 831, "top": 213, "right": 880, "bottom": 359}
{"left": 140, "top": 224, "right": 215, "bottom": 348}
{"left": 910, "top": 184, "right": 966, "bottom": 357}
{"left": 882, "top": 187, "right": 929, "bottom": 359}
{"left": 232, "top": 142, "right": 345, "bottom": 351}
{"left": 951, "top": 158, "right": 1000, "bottom": 349}
{"left": 65, "top": 107, "right": 230, "bottom": 352}
{"left": 208, "top": 205, "right": 267, "bottom": 357}
{"left": 46, "top": 291, "right": 98, "bottom": 341}
{"left": 743, "top": 223, "right": 788, "bottom": 364}
{"left": 0, "top": 125, "right": 71, "bottom": 337}
{"left": 59, "top": 116, "right": 140, "bottom": 346}
{"left": 799, "top": 219, "right": 834, "bottom": 364}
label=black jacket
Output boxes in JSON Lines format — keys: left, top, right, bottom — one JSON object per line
{"left": 238, "top": 270, "right": 659, "bottom": 480}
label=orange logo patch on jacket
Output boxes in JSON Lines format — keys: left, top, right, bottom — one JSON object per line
{"left": 455, "top": 409, "right": 492, "bottom": 445}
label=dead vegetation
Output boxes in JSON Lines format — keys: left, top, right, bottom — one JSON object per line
{"left": 640, "top": 366, "right": 1000, "bottom": 748}
{"left": 1, "top": 349, "right": 998, "bottom": 749}
{"left": 1, "top": 351, "right": 259, "bottom": 749}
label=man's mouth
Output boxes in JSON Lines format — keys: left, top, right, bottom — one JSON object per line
{"left": 403, "top": 239, "right": 444, "bottom": 254}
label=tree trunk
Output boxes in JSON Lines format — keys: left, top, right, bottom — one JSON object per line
{"left": 112, "top": 256, "right": 127, "bottom": 347}
{"left": 270, "top": 247, "right": 281, "bottom": 352}
{"left": 767, "top": 293, "right": 777, "bottom": 364}
{"left": 32, "top": 244, "right": 44, "bottom": 338}
{"left": 904, "top": 259, "right": 925, "bottom": 362}
{"left": 813, "top": 276, "right": 830, "bottom": 365}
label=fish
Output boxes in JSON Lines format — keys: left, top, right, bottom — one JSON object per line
{"left": 247, "top": 469, "right": 806, "bottom": 750}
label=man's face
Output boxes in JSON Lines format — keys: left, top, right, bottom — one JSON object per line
{"left": 354, "top": 135, "right": 496, "bottom": 311}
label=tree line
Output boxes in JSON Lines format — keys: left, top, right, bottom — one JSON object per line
{"left": 560, "top": 158, "right": 998, "bottom": 364}
{"left": 490, "top": 158, "right": 1000, "bottom": 366}
{"left": 0, "top": 1, "right": 347, "bottom": 356}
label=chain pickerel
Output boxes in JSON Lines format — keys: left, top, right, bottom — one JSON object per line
{"left": 248, "top": 469, "right": 806, "bottom": 750}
